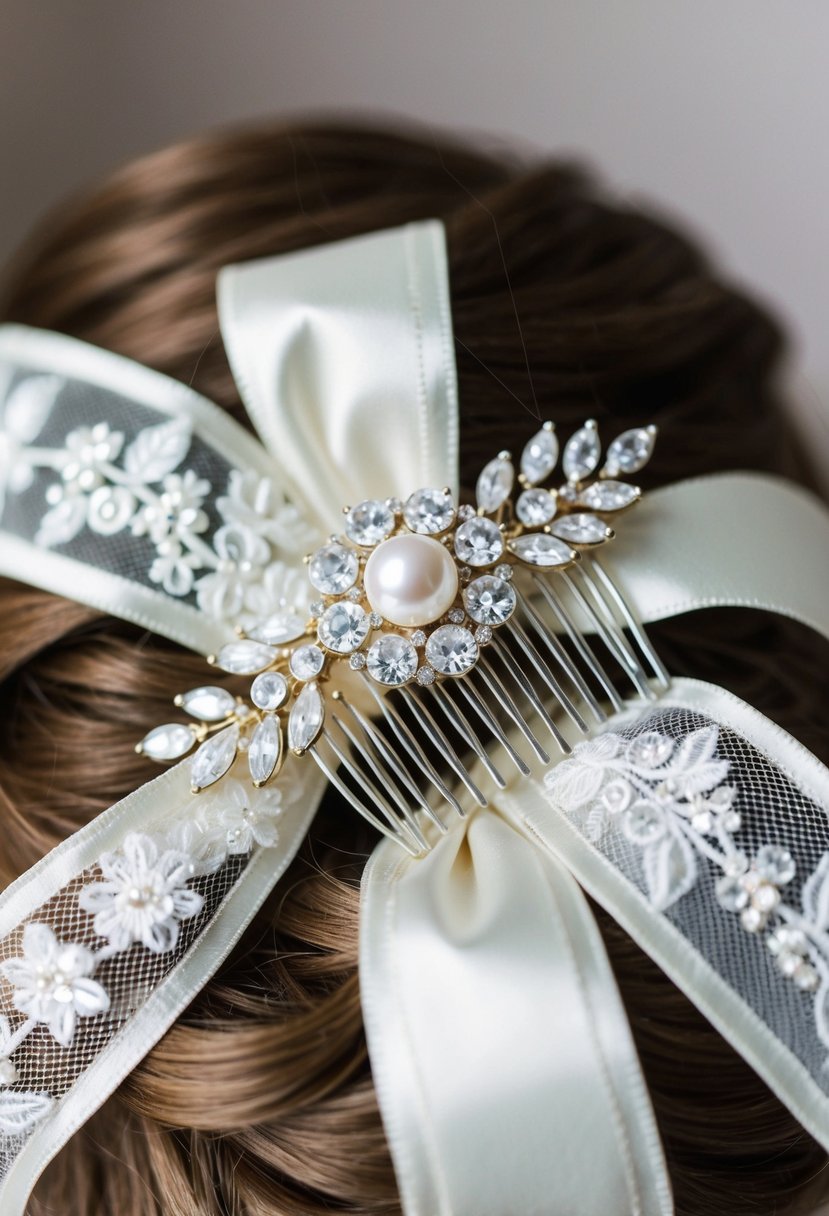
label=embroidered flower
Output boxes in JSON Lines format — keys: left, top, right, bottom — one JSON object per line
{"left": 79, "top": 832, "right": 204, "bottom": 954}
{"left": 206, "top": 780, "right": 284, "bottom": 854}
{"left": 218, "top": 470, "right": 316, "bottom": 553}
{"left": 149, "top": 541, "right": 203, "bottom": 597}
{"left": 241, "top": 559, "right": 310, "bottom": 626}
{"left": 59, "top": 423, "right": 123, "bottom": 495}
{"left": 132, "top": 469, "right": 211, "bottom": 545}
{"left": 0, "top": 923, "right": 109, "bottom": 1048}
{"left": 194, "top": 524, "right": 271, "bottom": 620}
{"left": 87, "top": 486, "right": 137, "bottom": 535}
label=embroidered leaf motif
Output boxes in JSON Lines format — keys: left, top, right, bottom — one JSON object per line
{"left": 124, "top": 418, "right": 191, "bottom": 484}
{"left": 664, "top": 726, "right": 729, "bottom": 796}
{"left": 34, "top": 497, "right": 87, "bottom": 548}
{"left": 642, "top": 828, "right": 697, "bottom": 912}
{"left": 4, "top": 374, "right": 62, "bottom": 444}
{"left": 0, "top": 1090, "right": 53, "bottom": 1136}
{"left": 803, "top": 854, "right": 829, "bottom": 932}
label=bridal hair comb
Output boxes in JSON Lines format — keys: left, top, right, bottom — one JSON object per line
{"left": 138, "top": 417, "right": 664, "bottom": 852}
{"left": 0, "top": 220, "right": 828, "bottom": 1215}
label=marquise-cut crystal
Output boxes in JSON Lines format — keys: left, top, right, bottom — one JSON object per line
{"left": 250, "top": 671, "right": 288, "bottom": 711}
{"left": 288, "top": 683, "right": 324, "bottom": 751}
{"left": 247, "top": 611, "right": 307, "bottom": 645}
{"left": 140, "top": 723, "right": 195, "bottom": 761}
{"left": 476, "top": 456, "right": 514, "bottom": 513}
{"left": 508, "top": 534, "right": 575, "bottom": 567}
{"left": 308, "top": 542, "right": 359, "bottom": 594}
{"left": 317, "top": 601, "right": 370, "bottom": 653}
{"left": 289, "top": 644, "right": 325, "bottom": 681}
{"left": 562, "top": 421, "right": 601, "bottom": 482}
{"left": 403, "top": 488, "right": 455, "bottom": 534}
{"left": 453, "top": 517, "right": 503, "bottom": 566}
{"left": 425, "top": 624, "right": 479, "bottom": 676}
{"left": 604, "top": 426, "right": 656, "bottom": 477}
{"left": 550, "top": 513, "right": 610, "bottom": 545}
{"left": 345, "top": 499, "right": 395, "bottom": 546}
{"left": 366, "top": 634, "right": 418, "bottom": 685}
{"left": 579, "top": 480, "right": 640, "bottom": 512}
{"left": 520, "top": 424, "right": 559, "bottom": 485}
{"left": 516, "top": 488, "right": 556, "bottom": 526}
{"left": 215, "top": 640, "right": 278, "bottom": 675}
{"left": 178, "top": 686, "right": 236, "bottom": 722}
{"left": 463, "top": 575, "right": 516, "bottom": 625}
{"left": 191, "top": 724, "right": 239, "bottom": 791}
{"left": 248, "top": 714, "right": 282, "bottom": 785}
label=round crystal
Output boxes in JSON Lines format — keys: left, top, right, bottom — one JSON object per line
{"left": 463, "top": 575, "right": 516, "bottom": 625}
{"left": 520, "top": 424, "right": 559, "bottom": 485}
{"left": 317, "top": 601, "right": 370, "bottom": 654}
{"left": 425, "top": 624, "right": 478, "bottom": 676}
{"left": 416, "top": 665, "right": 436, "bottom": 686}
{"left": 551, "top": 513, "right": 610, "bottom": 545}
{"left": 495, "top": 563, "right": 513, "bottom": 581}
{"left": 308, "top": 542, "right": 359, "bottom": 595}
{"left": 289, "top": 643, "right": 325, "bottom": 681}
{"left": 476, "top": 456, "right": 514, "bottom": 512}
{"left": 755, "top": 844, "right": 796, "bottom": 886}
{"left": 250, "top": 671, "right": 289, "bottom": 711}
{"left": 604, "top": 426, "right": 656, "bottom": 477}
{"left": 562, "top": 421, "right": 601, "bottom": 482}
{"left": 508, "top": 534, "right": 575, "bottom": 568}
{"left": 627, "top": 731, "right": 673, "bottom": 769}
{"left": 140, "top": 723, "right": 195, "bottom": 761}
{"left": 350, "top": 652, "right": 367, "bottom": 670}
{"left": 345, "top": 499, "right": 395, "bottom": 546}
{"left": 366, "top": 635, "right": 418, "bottom": 686}
{"left": 516, "top": 488, "right": 556, "bottom": 526}
{"left": 454, "top": 517, "right": 504, "bottom": 566}
{"left": 178, "top": 686, "right": 236, "bottom": 722}
{"left": 403, "top": 487, "right": 455, "bottom": 534}
{"left": 410, "top": 629, "right": 427, "bottom": 647}
{"left": 474, "top": 624, "right": 493, "bottom": 645}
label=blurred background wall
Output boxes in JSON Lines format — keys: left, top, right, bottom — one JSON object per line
{"left": 2, "top": 0, "right": 828, "bottom": 471}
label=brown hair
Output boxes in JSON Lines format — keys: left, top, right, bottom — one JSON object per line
{"left": 1, "top": 120, "right": 827, "bottom": 1215}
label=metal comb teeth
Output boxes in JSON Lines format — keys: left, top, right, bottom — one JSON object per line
{"left": 139, "top": 420, "right": 664, "bottom": 855}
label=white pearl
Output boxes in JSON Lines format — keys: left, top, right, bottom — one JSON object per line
{"left": 364, "top": 534, "right": 459, "bottom": 627}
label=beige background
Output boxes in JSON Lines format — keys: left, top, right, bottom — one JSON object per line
{"left": 2, "top": 0, "right": 829, "bottom": 474}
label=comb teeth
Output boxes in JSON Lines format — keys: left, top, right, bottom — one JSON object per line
{"left": 306, "top": 556, "right": 664, "bottom": 852}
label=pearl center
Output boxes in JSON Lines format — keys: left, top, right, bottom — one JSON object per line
{"left": 364, "top": 534, "right": 459, "bottom": 628}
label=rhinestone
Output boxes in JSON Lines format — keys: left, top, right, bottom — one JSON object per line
{"left": 604, "top": 426, "right": 656, "bottom": 477}
{"left": 448, "top": 607, "right": 465, "bottom": 624}
{"left": 474, "top": 624, "right": 493, "bottom": 645}
{"left": 308, "top": 542, "right": 359, "bottom": 594}
{"left": 755, "top": 844, "right": 796, "bottom": 886}
{"left": 620, "top": 803, "right": 665, "bottom": 845}
{"left": 139, "top": 723, "right": 195, "bottom": 761}
{"left": 768, "top": 926, "right": 808, "bottom": 957}
{"left": 191, "top": 724, "right": 239, "bottom": 791}
{"left": 463, "top": 575, "right": 516, "bottom": 625}
{"left": 215, "top": 640, "right": 278, "bottom": 675}
{"left": 369, "top": 611, "right": 383, "bottom": 628}
{"left": 715, "top": 874, "right": 750, "bottom": 912}
{"left": 288, "top": 683, "right": 324, "bottom": 751}
{"left": 516, "top": 488, "right": 556, "bottom": 526}
{"left": 350, "top": 653, "right": 367, "bottom": 670}
{"left": 366, "top": 635, "right": 418, "bottom": 685}
{"left": 508, "top": 534, "right": 575, "bottom": 568}
{"left": 457, "top": 504, "right": 476, "bottom": 521}
{"left": 476, "top": 456, "right": 514, "bottom": 512}
{"left": 562, "top": 420, "right": 601, "bottom": 482}
{"left": 416, "top": 665, "right": 436, "bottom": 686}
{"left": 177, "top": 686, "right": 236, "bottom": 722}
{"left": 289, "top": 644, "right": 325, "bottom": 680}
{"left": 247, "top": 611, "right": 307, "bottom": 646}
{"left": 454, "top": 517, "right": 504, "bottom": 566}
{"left": 550, "top": 513, "right": 610, "bottom": 545}
{"left": 248, "top": 714, "right": 282, "bottom": 785}
{"left": 309, "top": 600, "right": 324, "bottom": 618}
{"left": 410, "top": 629, "right": 427, "bottom": 647}
{"left": 250, "top": 672, "right": 288, "bottom": 711}
{"left": 579, "top": 480, "right": 641, "bottom": 512}
{"left": 425, "top": 624, "right": 478, "bottom": 676}
{"left": 345, "top": 499, "right": 395, "bottom": 546}
{"left": 495, "top": 563, "right": 513, "bottom": 581}
{"left": 740, "top": 905, "right": 766, "bottom": 933}
{"left": 520, "top": 423, "right": 559, "bottom": 485}
{"left": 403, "top": 487, "right": 455, "bottom": 534}
{"left": 627, "top": 731, "right": 673, "bottom": 769}
{"left": 386, "top": 497, "right": 403, "bottom": 514}
{"left": 346, "top": 587, "right": 362, "bottom": 601}
{"left": 794, "top": 962, "right": 820, "bottom": 992}
{"left": 459, "top": 566, "right": 473, "bottom": 583}
{"left": 317, "top": 602, "right": 370, "bottom": 654}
